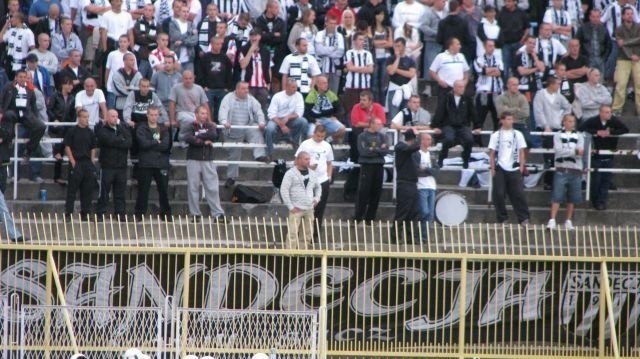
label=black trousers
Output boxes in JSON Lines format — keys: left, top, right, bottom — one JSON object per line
{"left": 314, "top": 180, "right": 330, "bottom": 234}
{"left": 591, "top": 155, "right": 614, "bottom": 207}
{"left": 344, "top": 127, "right": 364, "bottom": 199}
{"left": 354, "top": 163, "right": 384, "bottom": 221}
{"left": 475, "top": 93, "right": 498, "bottom": 146}
{"left": 65, "top": 160, "right": 97, "bottom": 215}
{"left": 541, "top": 128, "right": 560, "bottom": 186}
{"left": 135, "top": 167, "right": 171, "bottom": 217}
{"left": 96, "top": 167, "right": 128, "bottom": 217}
{"left": 438, "top": 125, "right": 474, "bottom": 164}
{"left": 391, "top": 180, "right": 420, "bottom": 241}
{"left": 492, "top": 166, "right": 530, "bottom": 223}
{"left": 4, "top": 111, "right": 46, "bottom": 156}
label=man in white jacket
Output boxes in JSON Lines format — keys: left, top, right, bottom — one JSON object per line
{"left": 280, "top": 151, "right": 322, "bottom": 249}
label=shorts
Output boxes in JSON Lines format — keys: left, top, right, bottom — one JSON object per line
{"left": 307, "top": 117, "right": 345, "bottom": 136}
{"left": 551, "top": 170, "right": 583, "bottom": 204}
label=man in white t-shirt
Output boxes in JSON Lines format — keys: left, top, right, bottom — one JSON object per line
{"left": 75, "top": 77, "right": 108, "bottom": 128}
{"left": 295, "top": 124, "right": 334, "bottom": 238}
{"left": 488, "top": 111, "right": 530, "bottom": 226}
{"left": 104, "top": 35, "right": 135, "bottom": 109}
{"left": 429, "top": 37, "right": 470, "bottom": 100}
{"left": 99, "top": 0, "right": 134, "bottom": 56}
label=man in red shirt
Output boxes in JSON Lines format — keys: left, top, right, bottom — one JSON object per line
{"left": 326, "top": 0, "right": 351, "bottom": 25}
{"left": 344, "top": 90, "right": 386, "bottom": 200}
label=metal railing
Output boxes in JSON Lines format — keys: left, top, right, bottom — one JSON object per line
{"left": 10, "top": 123, "right": 640, "bottom": 205}
{"left": 1, "top": 215, "right": 640, "bottom": 359}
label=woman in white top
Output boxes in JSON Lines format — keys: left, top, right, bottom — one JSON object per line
{"left": 338, "top": 9, "right": 356, "bottom": 39}
{"left": 287, "top": 9, "right": 318, "bottom": 56}
{"left": 476, "top": 5, "right": 503, "bottom": 58}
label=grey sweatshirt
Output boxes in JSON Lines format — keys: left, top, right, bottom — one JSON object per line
{"left": 280, "top": 167, "right": 322, "bottom": 211}
{"left": 357, "top": 131, "right": 390, "bottom": 164}
{"left": 574, "top": 82, "right": 613, "bottom": 120}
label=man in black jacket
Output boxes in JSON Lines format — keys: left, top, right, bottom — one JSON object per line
{"left": 436, "top": 0, "right": 474, "bottom": 64}
{"left": 354, "top": 117, "right": 390, "bottom": 223}
{"left": 96, "top": 109, "right": 132, "bottom": 221}
{"left": 254, "top": 0, "right": 287, "bottom": 89}
{"left": 432, "top": 80, "right": 481, "bottom": 168}
{"left": 55, "top": 50, "right": 90, "bottom": 94}
{"left": 0, "top": 70, "right": 46, "bottom": 160}
{"left": 134, "top": 106, "right": 172, "bottom": 221}
{"left": 391, "top": 128, "right": 420, "bottom": 243}
{"left": 200, "top": 36, "right": 233, "bottom": 119}
{"left": 64, "top": 109, "right": 98, "bottom": 221}
{"left": 184, "top": 105, "right": 225, "bottom": 222}
{"left": 578, "top": 104, "right": 629, "bottom": 211}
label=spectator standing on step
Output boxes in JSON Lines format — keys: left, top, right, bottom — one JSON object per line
{"left": 576, "top": 8, "right": 611, "bottom": 77}
{"left": 95, "top": 109, "right": 132, "bottom": 221}
{"left": 134, "top": 106, "right": 172, "bottom": 221}
{"left": 416, "top": 133, "right": 439, "bottom": 239}
{"left": 429, "top": 37, "right": 470, "bottom": 102}
{"left": 546, "top": 114, "right": 584, "bottom": 230}
{"left": 612, "top": 6, "right": 640, "bottom": 116}
{"left": 281, "top": 151, "right": 321, "bottom": 249}
{"left": 354, "top": 117, "right": 390, "bottom": 223}
{"left": 184, "top": 105, "right": 225, "bottom": 222}
{"left": 495, "top": 76, "right": 533, "bottom": 146}
{"left": 579, "top": 104, "right": 629, "bottom": 211}
{"left": 574, "top": 68, "right": 613, "bottom": 120}
{"left": 488, "top": 111, "right": 530, "bottom": 226}
{"left": 296, "top": 125, "right": 334, "bottom": 239}
{"left": 64, "top": 109, "right": 98, "bottom": 221}
{"left": 497, "top": 0, "right": 529, "bottom": 82}
{"left": 391, "top": 128, "right": 420, "bottom": 242}
{"left": 47, "top": 76, "right": 76, "bottom": 186}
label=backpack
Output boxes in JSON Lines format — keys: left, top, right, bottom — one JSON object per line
{"left": 272, "top": 159, "right": 288, "bottom": 189}
{"left": 231, "top": 185, "right": 268, "bottom": 204}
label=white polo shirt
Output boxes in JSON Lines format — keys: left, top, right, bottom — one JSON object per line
{"left": 428, "top": 50, "right": 469, "bottom": 88}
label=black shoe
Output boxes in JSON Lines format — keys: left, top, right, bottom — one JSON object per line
{"left": 192, "top": 215, "right": 202, "bottom": 223}
{"left": 64, "top": 213, "right": 72, "bottom": 221}
{"left": 255, "top": 156, "right": 271, "bottom": 163}
{"left": 95, "top": 215, "right": 104, "bottom": 223}
{"left": 10, "top": 236, "right": 28, "bottom": 242}
{"left": 224, "top": 178, "right": 235, "bottom": 188}
{"left": 215, "top": 215, "right": 226, "bottom": 223}
{"left": 134, "top": 214, "right": 143, "bottom": 222}
{"left": 595, "top": 204, "right": 607, "bottom": 211}
{"left": 163, "top": 215, "right": 173, "bottom": 222}
{"left": 609, "top": 183, "right": 617, "bottom": 190}
{"left": 462, "top": 161, "right": 469, "bottom": 169}
{"left": 437, "top": 159, "right": 444, "bottom": 168}
{"left": 343, "top": 193, "right": 355, "bottom": 202}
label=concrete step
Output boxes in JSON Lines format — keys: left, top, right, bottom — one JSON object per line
{"left": 5, "top": 198, "right": 640, "bottom": 227}
{"left": 9, "top": 179, "right": 640, "bottom": 210}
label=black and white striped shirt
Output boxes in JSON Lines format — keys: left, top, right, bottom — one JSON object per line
{"left": 279, "top": 53, "right": 322, "bottom": 94}
{"left": 214, "top": 0, "right": 248, "bottom": 16}
{"left": 344, "top": 49, "right": 373, "bottom": 89}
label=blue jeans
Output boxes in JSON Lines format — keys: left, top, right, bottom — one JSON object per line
{"left": 552, "top": 170, "right": 583, "bottom": 204}
{"left": 106, "top": 91, "right": 116, "bottom": 110}
{"left": 206, "top": 88, "right": 227, "bottom": 120}
{"left": 138, "top": 59, "right": 152, "bottom": 80}
{"left": 605, "top": 42, "right": 619, "bottom": 82}
{"left": 418, "top": 188, "right": 436, "bottom": 237}
{"left": 265, "top": 117, "right": 309, "bottom": 156}
{"left": 0, "top": 189, "right": 21, "bottom": 239}
{"left": 423, "top": 41, "right": 441, "bottom": 81}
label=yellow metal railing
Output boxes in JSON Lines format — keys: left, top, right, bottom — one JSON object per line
{"left": 1, "top": 214, "right": 640, "bottom": 359}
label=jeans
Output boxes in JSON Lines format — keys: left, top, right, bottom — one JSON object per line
{"left": 138, "top": 59, "right": 152, "bottom": 80}
{"left": 206, "top": 88, "right": 227, "bottom": 120}
{"left": 265, "top": 117, "right": 308, "bottom": 157}
{"left": 106, "top": 91, "right": 116, "bottom": 110}
{"left": 0, "top": 189, "right": 21, "bottom": 239}
{"left": 590, "top": 155, "right": 613, "bottom": 208}
{"left": 605, "top": 42, "right": 618, "bottom": 82}
{"left": 552, "top": 170, "right": 583, "bottom": 204}
{"left": 418, "top": 188, "right": 435, "bottom": 240}
{"left": 423, "top": 41, "right": 441, "bottom": 81}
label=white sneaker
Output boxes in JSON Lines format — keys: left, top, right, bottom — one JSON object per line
{"left": 546, "top": 219, "right": 557, "bottom": 230}
{"left": 564, "top": 220, "right": 575, "bottom": 230}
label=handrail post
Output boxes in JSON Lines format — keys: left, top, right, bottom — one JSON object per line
{"left": 180, "top": 252, "right": 191, "bottom": 359}
{"left": 13, "top": 123, "right": 18, "bottom": 200}
{"left": 392, "top": 129, "right": 398, "bottom": 202}
{"left": 586, "top": 137, "right": 592, "bottom": 202}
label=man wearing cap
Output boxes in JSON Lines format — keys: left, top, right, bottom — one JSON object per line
{"left": 25, "top": 53, "right": 53, "bottom": 99}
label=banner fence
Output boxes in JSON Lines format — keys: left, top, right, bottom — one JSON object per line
{"left": 1, "top": 215, "right": 640, "bottom": 359}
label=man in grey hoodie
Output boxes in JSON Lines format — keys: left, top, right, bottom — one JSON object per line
{"left": 280, "top": 151, "right": 322, "bottom": 249}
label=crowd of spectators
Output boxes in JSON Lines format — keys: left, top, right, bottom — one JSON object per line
{"left": 0, "top": 0, "right": 638, "bottom": 241}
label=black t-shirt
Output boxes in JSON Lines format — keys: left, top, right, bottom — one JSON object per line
{"left": 560, "top": 55, "right": 589, "bottom": 83}
{"left": 200, "top": 52, "right": 234, "bottom": 90}
{"left": 300, "top": 169, "right": 310, "bottom": 188}
{"left": 386, "top": 55, "right": 417, "bottom": 86}
{"left": 63, "top": 126, "right": 97, "bottom": 160}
